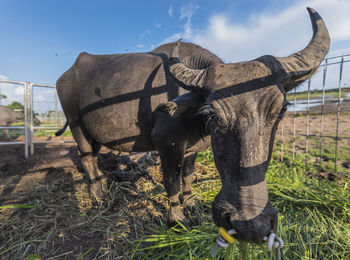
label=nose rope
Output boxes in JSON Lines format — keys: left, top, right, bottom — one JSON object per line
{"left": 210, "top": 228, "right": 237, "bottom": 257}
{"left": 264, "top": 232, "right": 284, "bottom": 252}
{"left": 210, "top": 227, "right": 284, "bottom": 259}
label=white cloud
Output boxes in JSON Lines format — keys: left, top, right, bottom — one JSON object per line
{"left": 168, "top": 5, "right": 173, "bottom": 17}
{"left": 163, "top": 4, "right": 199, "bottom": 43}
{"left": 0, "top": 74, "right": 57, "bottom": 111}
{"left": 14, "top": 86, "right": 24, "bottom": 95}
{"left": 0, "top": 74, "right": 25, "bottom": 105}
{"left": 137, "top": 44, "right": 144, "bottom": 48}
{"left": 0, "top": 74, "right": 7, "bottom": 81}
{"left": 328, "top": 48, "right": 350, "bottom": 57}
{"left": 179, "top": 4, "right": 199, "bottom": 21}
{"left": 162, "top": 0, "right": 350, "bottom": 63}
{"left": 35, "top": 89, "right": 55, "bottom": 102}
{"left": 139, "top": 29, "right": 151, "bottom": 40}
{"left": 179, "top": 4, "right": 199, "bottom": 39}
{"left": 0, "top": 74, "right": 9, "bottom": 102}
{"left": 154, "top": 22, "right": 162, "bottom": 29}
{"left": 163, "top": 33, "right": 183, "bottom": 43}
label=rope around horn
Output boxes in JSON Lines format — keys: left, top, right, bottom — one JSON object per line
{"left": 210, "top": 227, "right": 284, "bottom": 259}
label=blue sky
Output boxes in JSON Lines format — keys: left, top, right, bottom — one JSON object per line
{"left": 0, "top": 0, "right": 349, "bottom": 111}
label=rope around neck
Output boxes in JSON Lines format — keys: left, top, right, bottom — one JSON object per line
{"left": 210, "top": 227, "right": 284, "bottom": 259}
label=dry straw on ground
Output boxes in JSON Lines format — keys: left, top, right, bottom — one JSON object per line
{"left": 0, "top": 142, "right": 196, "bottom": 259}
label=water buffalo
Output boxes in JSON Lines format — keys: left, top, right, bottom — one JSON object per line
{"left": 0, "top": 105, "right": 40, "bottom": 140}
{"left": 56, "top": 8, "right": 329, "bottom": 243}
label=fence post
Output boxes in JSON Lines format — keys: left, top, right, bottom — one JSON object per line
{"left": 319, "top": 59, "right": 328, "bottom": 171}
{"left": 55, "top": 90, "right": 58, "bottom": 127}
{"left": 305, "top": 79, "right": 311, "bottom": 169}
{"left": 280, "top": 119, "right": 284, "bottom": 162}
{"left": 334, "top": 56, "right": 344, "bottom": 173}
{"left": 292, "top": 88, "right": 296, "bottom": 162}
{"left": 24, "top": 82, "right": 29, "bottom": 159}
{"left": 0, "top": 83, "right": 2, "bottom": 105}
{"left": 29, "top": 83, "right": 34, "bottom": 155}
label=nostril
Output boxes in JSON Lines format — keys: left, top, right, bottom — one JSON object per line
{"left": 270, "top": 215, "right": 278, "bottom": 232}
{"left": 270, "top": 219, "right": 276, "bottom": 232}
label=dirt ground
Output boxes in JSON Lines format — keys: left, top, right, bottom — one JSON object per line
{"left": 0, "top": 137, "right": 180, "bottom": 259}
{"left": 275, "top": 113, "right": 350, "bottom": 175}
{"left": 278, "top": 112, "right": 350, "bottom": 139}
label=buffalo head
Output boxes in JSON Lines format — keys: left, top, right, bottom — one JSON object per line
{"left": 167, "top": 8, "right": 329, "bottom": 243}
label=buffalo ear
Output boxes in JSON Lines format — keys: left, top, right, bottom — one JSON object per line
{"left": 155, "top": 92, "right": 204, "bottom": 117}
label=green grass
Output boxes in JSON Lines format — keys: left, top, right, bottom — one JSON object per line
{"left": 0, "top": 204, "right": 37, "bottom": 209}
{"left": 33, "top": 128, "right": 72, "bottom": 137}
{"left": 286, "top": 87, "right": 350, "bottom": 100}
{"left": 0, "top": 237, "right": 45, "bottom": 257}
{"left": 0, "top": 122, "right": 72, "bottom": 138}
{"left": 0, "top": 142, "right": 348, "bottom": 259}
{"left": 273, "top": 135, "right": 350, "bottom": 174}
{"left": 133, "top": 148, "right": 350, "bottom": 259}
{"left": 1, "top": 117, "right": 349, "bottom": 258}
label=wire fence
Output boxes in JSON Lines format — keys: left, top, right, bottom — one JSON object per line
{"left": 0, "top": 54, "right": 350, "bottom": 175}
{"left": 276, "top": 54, "right": 350, "bottom": 175}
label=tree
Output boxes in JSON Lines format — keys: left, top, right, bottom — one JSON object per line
{"left": 8, "top": 101, "right": 24, "bottom": 111}
{"left": 0, "top": 94, "right": 6, "bottom": 100}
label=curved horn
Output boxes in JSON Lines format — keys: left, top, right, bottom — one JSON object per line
{"left": 169, "top": 39, "right": 208, "bottom": 91}
{"left": 278, "top": 7, "right": 330, "bottom": 91}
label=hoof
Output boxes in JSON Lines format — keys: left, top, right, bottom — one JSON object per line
{"left": 168, "top": 204, "right": 190, "bottom": 228}
{"left": 90, "top": 182, "right": 105, "bottom": 202}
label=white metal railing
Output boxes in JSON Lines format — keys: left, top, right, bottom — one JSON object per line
{"left": 0, "top": 80, "right": 74, "bottom": 158}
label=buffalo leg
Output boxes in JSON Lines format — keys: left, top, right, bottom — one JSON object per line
{"left": 70, "top": 125, "right": 105, "bottom": 201}
{"left": 152, "top": 133, "right": 188, "bottom": 224}
{"left": 157, "top": 144, "right": 189, "bottom": 225}
{"left": 182, "top": 152, "right": 197, "bottom": 207}
{"left": 151, "top": 113, "right": 190, "bottom": 225}
{"left": 91, "top": 141, "right": 107, "bottom": 192}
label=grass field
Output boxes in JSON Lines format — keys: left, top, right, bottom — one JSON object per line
{"left": 0, "top": 123, "right": 71, "bottom": 139}
{"left": 131, "top": 149, "right": 350, "bottom": 259}
{"left": 1, "top": 144, "right": 348, "bottom": 259}
{"left": 286, "top": 87, "right": 350, "bottom": 100}
{"left": 0, "top": 115, "right": 349, "bottom": 259}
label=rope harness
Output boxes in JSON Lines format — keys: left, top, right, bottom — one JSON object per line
{"left": 210, "top": 227, "right": 284, "bottom": 259}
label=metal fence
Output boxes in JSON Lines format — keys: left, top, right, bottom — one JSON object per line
{"left": 0, "top": 80, "right": 74, "bottom": 158}
{"left": 276, "top": 54, "right": 350, "bottom": 174}
{"left": 1, "top": 54, "right": 350, "bottom": 172}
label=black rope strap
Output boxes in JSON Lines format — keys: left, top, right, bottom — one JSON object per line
{"left": 80, "top": 152, "right": 93, "bottom": 158}
{"left": 170, "top": 201, "right": 181, "bottom": 207}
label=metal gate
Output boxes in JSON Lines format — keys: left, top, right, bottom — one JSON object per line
{"left": 0, "top": 80, "right": 74, "bottom": 158}
{"left": 277, "top": 54, "right": 350, "bottom": 174}
{"left": 1, "top": 54, "right": 349, "bottom": 171}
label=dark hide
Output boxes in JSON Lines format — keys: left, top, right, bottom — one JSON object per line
{"left": 56, "top": 8, "right": 330, "bottom": 243}
{"left": 56, "top": 42, "right": 220, "bottom": 217}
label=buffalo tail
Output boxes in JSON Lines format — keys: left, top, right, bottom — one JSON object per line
{"left": 55, "top": 121, "right": 69, "bottom": 136}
